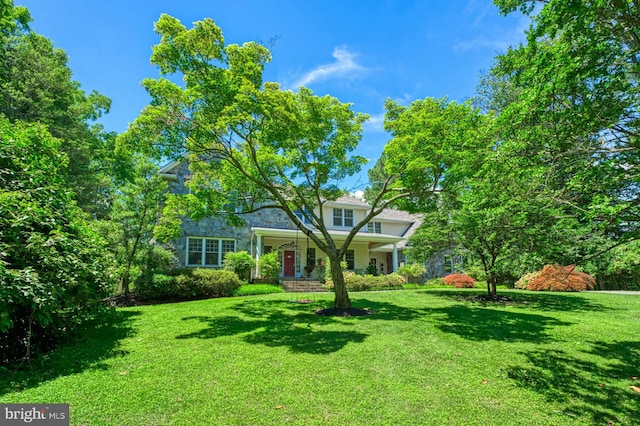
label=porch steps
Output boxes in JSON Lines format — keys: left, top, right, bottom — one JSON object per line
{"left": 281, "top": 279, "right": 327, "bottom": 293}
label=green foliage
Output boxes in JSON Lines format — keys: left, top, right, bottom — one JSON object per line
{"left": 258, "top": 251, "right": 280, "bottom": 282}
{"left": 443, "top": 274, "right": 476, "bottom": 288}
{"left": 97, "top": 159, "right": 169, "bottom": 294}
{"left": 0, "top": 119, "right": 114, "bottom": 364}
{"left": 325, "top": 273, "right": 406, "bottom": 292}
{"left": 584, "top": 240, "right": 640, "bottom": 290}
{"left": 118, "top": 14, "right": 422, "bottom": 310}
{"left": 0, "top": 2, "right": 126, "bottom": 217}
{"left": 493, "top": 0, "right": 640, "bottom": 243}
{"left": 423, "top": 278, "right": 447, "bottom": 287}
{"left": 135, "top": 268, "right": 241, "bottom": 301}
{"left": 222, "top": 251, "right": 255, "bottom": 281}
{"left": 382, "top": 97, "right": 489, "bottom": 212}
{"left": 397, "top": 263, "right": 426, "bottom": 283}
{"left": 527, "top": 265, "right": 596, "bottom": 292}
{"left": 233, "top": 284, "right": 284, "bottom": 297}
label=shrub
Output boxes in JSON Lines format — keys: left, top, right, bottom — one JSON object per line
{"left": 443, "top": 273, "right": 476, "bottom": 288}
{"left": 527, "top": 265, "right": 596, "bottom": 292}
{"left": 223, "top": 251, "right": 255, "bottom": 281}
{"left": 515, "top": 271, "right": 541, "bottom": 290}
{"left": 258, "top": 251, "right": 280, "bottom": 282}
{"left": 0, "top": 120, "right": 114, "bottom": 364}
{"left": 325, "top": 273, "right": 407, "bottom": 292}
{"left": 135, "top": 268, "right": 241, "bottom": 301}
{"left": 397, "top": 263, "right": 426, "bottom": 283}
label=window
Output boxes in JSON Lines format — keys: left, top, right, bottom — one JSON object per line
{"left": 344, "top": 209, "right": 354, "bottom": 227}
{"left": 333, "top": 208, "right": 342, "bottom": 226}
{"left": 444, "top": 254, "right": 454, "bottom": 274}
{"left": 367, "top": 222, "right": 382, "bottom": 233}
{"left": 188, "top": 239, "right": 203, "bottom": 265}
{"left": 186, "top": 237, "right": 236, "bottom": 267}
{"left": 306, "top": 247, "right": 316, "bottom": 267}
{"left": 344, "top": 249, "right": 355, "bottom": 270}
{"left": 333, "top": 208, "right": 354, "bottom": 227}
{"left": 295, "top": 207, "right": 312, "bottom": 224}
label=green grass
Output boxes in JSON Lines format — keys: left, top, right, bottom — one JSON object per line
{"left": 2, "top": 289, "right": 639, "bottom": 425}
{"left": 234, "top": 284, "right": 285, "bottom": 297}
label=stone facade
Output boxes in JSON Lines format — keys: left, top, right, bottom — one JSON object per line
{"left": 159, "top": 159, "right": 453, "bottom": 279}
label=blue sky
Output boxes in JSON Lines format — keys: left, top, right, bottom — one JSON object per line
{"left": 18, "top": 0, "right": 529, "bottom": 190}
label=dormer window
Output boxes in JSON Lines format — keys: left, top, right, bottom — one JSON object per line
{"left": 333, "top": 208, "right": 354, "bottom": 227}
{"left": 295, "top": 207, "right": 312, "bottom": 224}
{"left": 367, "top": 222, "right": 382, "bottom": 234}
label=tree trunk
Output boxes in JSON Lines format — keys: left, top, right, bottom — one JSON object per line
{"left": 487, "top": 271, "right": 497, "bottom": 298}
{"left": 329, "top": 253, "right": 351, "bottom": 309}
{"left": 120, "top": 270, "right": 131, "bottom": 295}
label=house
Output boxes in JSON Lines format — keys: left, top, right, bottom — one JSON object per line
{"left": 159, "top": 160, "right": 423, "bottom": 279}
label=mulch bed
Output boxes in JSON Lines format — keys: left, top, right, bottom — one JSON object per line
{"left": 315, "top": 307, "right": 374, "bottom": 317}
{"left": 468, "top": 294, "right": 514, "bottom": 304}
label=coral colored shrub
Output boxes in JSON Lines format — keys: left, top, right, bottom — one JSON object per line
{"left": 527, "top": 265, "right": 596, "bottom": 292}
{"left": 443, "top": 273, "right": 476, "bottom": 288}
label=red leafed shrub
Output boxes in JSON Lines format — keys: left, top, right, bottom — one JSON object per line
{"left": 443, "top": 273, "right": 476, "bottom": 288}
{"left": 527, "top": 265, "right": 596, "bottom": 292}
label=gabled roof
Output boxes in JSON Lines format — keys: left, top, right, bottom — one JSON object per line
{"left": 327, "top": 194, "right": 372, "bottom": 208}
{"left": 158, "top": 159, "right": 184, "bottom": 174}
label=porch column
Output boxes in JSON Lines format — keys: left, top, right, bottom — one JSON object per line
{"left": 392, "top": 242, "right": 398, "bottom": 273}
{"left": 255, "top": 234, "right": 262, "bottom": 278}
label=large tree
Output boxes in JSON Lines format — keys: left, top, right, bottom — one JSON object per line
{"left": 119, "top": 15, "right": 417, "bottom": 310}
{"left": 98, "top": 160, "right": 168, "bottom": 295}
{"left": 493, "top": 0, "right": 640, "bottom": 243}
{"left": 0, "top": 0, "right": 125, "bottom": 217}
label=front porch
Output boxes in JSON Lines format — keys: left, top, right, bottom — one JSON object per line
{"left": 251, "top": 226, "right": 403, "bottom": 280}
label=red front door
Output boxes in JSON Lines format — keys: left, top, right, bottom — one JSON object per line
{"left": 284, "top": 251, "right": 295, "bottom": 277}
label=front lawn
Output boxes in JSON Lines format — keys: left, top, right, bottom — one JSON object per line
{"left": 1, "top": 289, "right": 639, "bottom": 425}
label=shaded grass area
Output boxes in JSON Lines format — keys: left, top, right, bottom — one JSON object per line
{"left": 1, "top": 289, "right": 639, "bottom": 425}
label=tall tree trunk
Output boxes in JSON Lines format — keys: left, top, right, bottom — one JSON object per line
{"left": 120, "top": 270, "right": 131, "bottom": 295}
{"left": 490, "top": 274, "right": 497, "bottom": 298}
{"left": 329, "top": 253, "right": 351, "bottom": 309}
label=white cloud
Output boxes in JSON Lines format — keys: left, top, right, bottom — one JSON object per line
{"left": 291, "top": 46, "right": 366, "bottom": 89}
{"left": 453, "top": 15, "right": 531, "bottom": 53}
{"left": 351, "top": 190, "right": 365, "bottom": 200}
{"left": 363, "top": 112, "right": 385, "bottom": 132}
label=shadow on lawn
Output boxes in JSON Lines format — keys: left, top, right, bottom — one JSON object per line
{"left": 425, "top": 304, "right": 571, "bottom": 343}
{"left": 176, "top": 300, "right": 369, "bottom": 354}
{"left": 175, "top": 298, "right": 423, "bottom": 353}
{"left": 0, "top": 309, "right": 141, "bottom": 396}
{"left": 425, "top": 289, "right": 610, "bottom": 313}
{"left": 506, "top": 341, "right": 640, "bottom": 424}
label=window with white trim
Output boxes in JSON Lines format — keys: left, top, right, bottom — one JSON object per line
{"left": 367, "top": 222, "right": 382, "bottom": 233}
{"left": 186, "top": 237, "right": 236, "bottom": 267}
{"left": 344, "top": 249, "right": 355, "bottom": 270}
{"left": 333, "top": 208, "right": 354, "bottom": 227}
{"left": 344, "top": 209, "right": 353, "bottom": 227}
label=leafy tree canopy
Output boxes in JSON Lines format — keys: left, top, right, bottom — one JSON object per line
{"left": 0, "top": 0, "right": 127, "bottom": 217}
{"left": 119, "top": 14, "right": 420, "bottom": 309}
{"left": 493, "top": 0, "right": 640, "bottom": 240}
